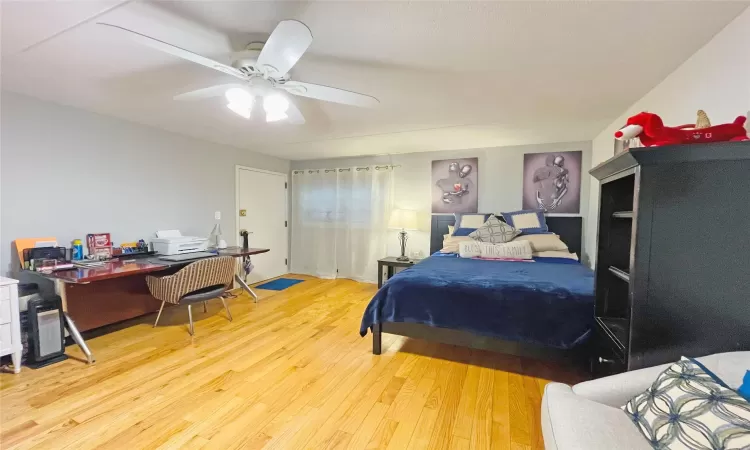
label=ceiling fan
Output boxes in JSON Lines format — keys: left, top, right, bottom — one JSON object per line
{"left": 97, "top": 20, "right": 379, "bottom": 124}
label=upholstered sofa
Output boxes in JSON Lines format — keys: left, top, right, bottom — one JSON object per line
{"left": 541, "top": 352, "right": 749, "bottom": 450}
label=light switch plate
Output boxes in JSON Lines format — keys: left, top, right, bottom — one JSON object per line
{"left": 215, "top": 211, "right": 221, "bottom": 220}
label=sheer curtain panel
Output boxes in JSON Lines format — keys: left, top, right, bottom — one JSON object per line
{"left": 291, "top": 166, "right": 394, "bottom": 283}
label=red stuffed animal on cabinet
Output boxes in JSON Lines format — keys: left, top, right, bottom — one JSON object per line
{"left": 615, "top": 111, "right": 748, "bottom": 147}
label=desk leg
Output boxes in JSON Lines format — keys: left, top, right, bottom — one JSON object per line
{"left": 64, "top": 313, "right": 95, "bottom": 364}
{"left": 235, "top": 274, "right": 259, "bottom": 303}
{"left": 57, "top": 280, "right": 95, "bottom": 365}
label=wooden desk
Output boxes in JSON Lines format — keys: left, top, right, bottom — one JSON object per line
{"left": 47, "top": 247, "right": 270, "bottom": 284}
{"left": 48, "top": 259, "right": 168, "bottom": 284}
{"left": 39, "top": 247, "right": 270, "bottom": 333}
{"left": 21, "top": 248, "right": 270, "bottom": 365}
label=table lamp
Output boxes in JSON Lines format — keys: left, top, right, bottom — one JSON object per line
{"left": 388, "top": 209, "right": 419, "bottom": 261}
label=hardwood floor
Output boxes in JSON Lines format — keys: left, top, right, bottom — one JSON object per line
{"left": 0, "top": 276, "right": 585, "bottom": 449}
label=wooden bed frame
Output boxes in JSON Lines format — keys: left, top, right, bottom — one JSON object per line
{"left": 372, "top": 214, "right": 586, "bottom": 360}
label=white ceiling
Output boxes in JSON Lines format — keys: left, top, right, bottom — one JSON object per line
{"left": 2, "top": 1, "right": 747, "bottom": 160}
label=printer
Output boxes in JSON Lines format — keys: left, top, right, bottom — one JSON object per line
{"left": 151, "top": 230, "right": 208, "bottom": 255}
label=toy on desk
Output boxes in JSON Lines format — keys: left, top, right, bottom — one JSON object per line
{"left": 86, "top": 233, "right": 113, "bottom": 259}
{"left": 112, "top": 240, "right": 151, "bottom": 257}
{"left": 239, "top": 230, "right": 251, "bottom": 250}
{"left": 615, "top": 111, "right": 749, "bottom": 147}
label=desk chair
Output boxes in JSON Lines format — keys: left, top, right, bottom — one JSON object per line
{"left": 146, "top": 256, "right": 235, "bottom": 335}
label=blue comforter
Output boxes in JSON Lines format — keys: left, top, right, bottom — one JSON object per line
{"left": 360, "top": 255, "right": 595, "bottom": 349}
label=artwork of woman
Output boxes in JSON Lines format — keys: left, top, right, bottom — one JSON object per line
{"left": 522, "top": 151, "right": 582, "bottom": 214}
{"left": 532, "top": 154, "right": 570, "bottom": 211}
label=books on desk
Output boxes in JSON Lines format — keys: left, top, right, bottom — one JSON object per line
{"left": 73, "top": 260, "right": 108, "bottom": 268}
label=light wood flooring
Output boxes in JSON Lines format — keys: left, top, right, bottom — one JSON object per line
{"left": 0, "top": 276, "right": 585, "bottom": 449}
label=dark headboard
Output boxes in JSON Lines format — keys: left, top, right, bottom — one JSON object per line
{"left": 430, "top": 214, "right": 582, "bottom": 256}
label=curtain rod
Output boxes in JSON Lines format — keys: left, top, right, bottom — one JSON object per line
{"left": 292, "top": 164, "right": 400, "bottom": 175}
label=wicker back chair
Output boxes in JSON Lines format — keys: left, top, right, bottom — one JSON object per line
{"left": 146, "top": 256, "right": 235, "bottom": 335}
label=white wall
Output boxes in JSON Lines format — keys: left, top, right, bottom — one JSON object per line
{"left": 0, "top": 92, "right": 289, "bottom": 275}
{"left": 292, "top": 141, "right": 593, "bottom": 262}
{"left": 585, "top": 8, "right": 750, "bottom": 268}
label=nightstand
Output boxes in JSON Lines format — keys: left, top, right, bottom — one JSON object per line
{"left": 377, "top": 257, "right": 421, "bottom": 288}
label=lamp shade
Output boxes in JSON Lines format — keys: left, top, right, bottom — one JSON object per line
{"left": 389, "top": 209, "right": 419, "bottom": 230}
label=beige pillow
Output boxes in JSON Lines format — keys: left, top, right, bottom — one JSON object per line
{"left": 447, "top": 225, "right": 455, "bottom": 235}
{"left": 533, "top": 251, "right": 578, "bottom": 261}
{"left": 440, "top": 235, "right": 474, "bottom": 253}
{"left": 513, "top": 234, "right": 568, "bottom": 252}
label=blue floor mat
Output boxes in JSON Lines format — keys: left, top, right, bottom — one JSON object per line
{"left": 255, "top": 278, "right": 305, "bottom": 291}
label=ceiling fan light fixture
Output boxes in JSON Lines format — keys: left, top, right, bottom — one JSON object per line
{"left": 263, "top": 94, "right": 290, "bottom": 114}
{"left": 225, "top": 88, "right": 253, "bottom": 107}
{"left": 266, "top": 111, "right": 289, "bottom": 123}
{"left": 105, "top": 20, "right": 378, "bottom": 126}
{"left": 227, "top": 102, "right": 251, "bottom": 119}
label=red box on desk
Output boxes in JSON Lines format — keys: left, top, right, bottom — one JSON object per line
{"left": 86, "top": 233, "right": 112, "bottom": 258}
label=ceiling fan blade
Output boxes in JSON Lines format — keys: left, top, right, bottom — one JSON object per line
{"left": 98, "top": 23, "right": 245, "bottom": 80}
{"left": 256, "top": 20, "right": 312, "bottom": 77}
{"left": 280, "top": 81, "right": 379, "bottom": 108}
{"left": 286, "top": 100, "right": 306, "bottom": 125}
{"left": 174, "top": 84, "right": 247, "bottom": 101}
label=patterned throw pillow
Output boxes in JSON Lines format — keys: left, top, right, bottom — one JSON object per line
{"left": 622, "top": 357, "right": 750, "bottom": 449}
{"left": 740, "top": 371, "right": 750, "bottom": 401}
{"left": 501, "top": 209, "right": 549, "bottom": 235}
{"left": 452, "top": 213, "right": 493, "bottom": 236}
{"left": 469, "top": 216, "right": 520, "bottom": 244}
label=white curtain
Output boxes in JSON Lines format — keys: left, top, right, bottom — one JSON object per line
{"left": 291, "top": 166, "right": 394, "bottom": 283}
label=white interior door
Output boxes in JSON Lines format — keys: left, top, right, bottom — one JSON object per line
{"left": 237, "top": 167, "right": 288, "bottom": 283}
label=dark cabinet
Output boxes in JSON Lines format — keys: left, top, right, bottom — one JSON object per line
{"left": 590, "top": 141, "right": 750, "bottom": 372}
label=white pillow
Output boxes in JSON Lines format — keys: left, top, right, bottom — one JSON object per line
{"left": 456, "top": 214, "right": 489, "bottom": 229}
{"left": 513, "top": 234, "right": 568, "bottom": 252}
{"left": 533, "top": 251, "right": 578, "bottom": 260}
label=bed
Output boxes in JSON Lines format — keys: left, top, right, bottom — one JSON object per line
{"left": 360, "top": 215, "right": 595, "bottom": 355}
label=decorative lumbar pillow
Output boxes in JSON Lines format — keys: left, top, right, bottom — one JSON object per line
{"left": 440, "top": 235, "right": 475, "bottom": 253}
{"left": 452, "top": 213, "right": 493, "bottom": 236}
{"left": 501, "top": 209, "right": 549, "bottom": 235}
{"left": 458, "top": 240, "right": 482, "bottom": 258}
{"left": 513, "top": 234, "right": 568, "bottom": 252}
{"left": 469, "top": 216, "right": 520, "bottom": 244}
{"left": 460, "top": 240, "right": 532, "bottom": 260}
{"left": 622, "top": 357, "right": 750, "bottom": 450}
